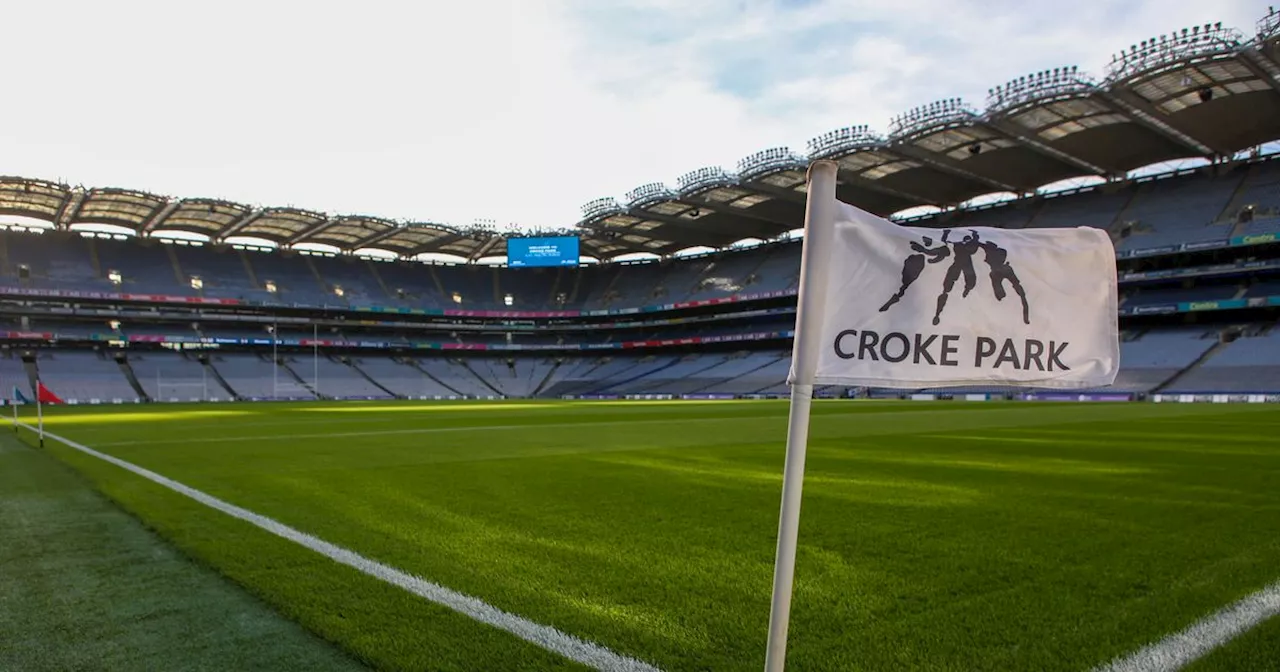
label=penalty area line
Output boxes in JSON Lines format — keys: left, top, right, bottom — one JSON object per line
{"left": 1092, "top": 580, "right": 1280, "bottom": 672}
{"left": 21, "top": 422, "right": 661, "bottom": 672}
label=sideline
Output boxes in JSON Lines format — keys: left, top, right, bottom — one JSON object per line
{"left": 17, "top": 422, "right": 661, "bottom": 672}
{"left": 1092, "top": 581, "right": 1280, "bottom": 672}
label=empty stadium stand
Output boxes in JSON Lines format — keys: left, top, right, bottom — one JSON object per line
{"left": 1165, "top": 329, "right": 1280, "bottom": 393}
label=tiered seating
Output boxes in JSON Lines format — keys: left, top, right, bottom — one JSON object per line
{"left": 606, "top": 354, "right": 730, "bottom": 394}
{"left": 540, "top": 356, "right": 676, "bottom": 396}
{"left": 306, "top": 255, "right": 383, "bottom": 306}
{"left": 305, "top": 357, "right": 393, "bottom": 399}
{"left": 244, "top": 251, "right": 328, "bottom": 305}
{"left": 414, "top": 359, "right": 497, "bottom": 397}
{"left": 680, "top": 354, "right": 788, "bottom": 395}
{"left": 467, "top": 358, "right": 556, "bottom": 397}
{"left": 433, "top": 266, "right": 499, "bottom": 309}
{"left": 352, "top": 357, "right": 457, "bottom": 397}
{"left": 1024, "top": 189, "right": 1132, "bottom": 231}
{"left": 1104, "top": 330, "right": 1218, "bottom": 392}
{"left": 1125, "top": 284, "right": 1239, "bottom": 306}
{"left": 1245, "top": 280, "right": 1280, "bottom": 297}
{"left": 651, "top": 352, "right": 783, "bottom": 393}
{"left": 1115, "top": 174, "right": 1238, "bottom": 251}
{"left": 95, "top": 238, "right": 185, "bottom": 294}
{"left": 1166, "top": 330, "right": 1280, "bottom": 393}
{"left": 209, "top": 353, "right": 311, "bottom": 400}
{"left": 172, "top": 245, "right": 266, "bottom": 301}
{"left": 0, "top": 353, "right": 29, "bottom": 394}
{"left": 35, "top": 351, "right": 138, "bottom": 402}
{"left": 5, "top": 232, "right": 99, "bottom": 291}
{"left": 372, "top": 261, "right": 446, "bottom": 309}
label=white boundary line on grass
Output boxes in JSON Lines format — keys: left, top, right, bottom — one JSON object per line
{"left": 21, "top": 422, "right": 661, "bottom": 672}
{"left": 1092, "top": 580, "right": 1280, "bottom": 672}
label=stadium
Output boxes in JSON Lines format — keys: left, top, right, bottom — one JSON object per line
{"left": 2, "top": 6, "right": 1280, "bottom": 672}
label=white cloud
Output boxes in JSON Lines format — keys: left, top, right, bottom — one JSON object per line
{"left": 0, "top": 0, "right": 1270, "bottom": 233}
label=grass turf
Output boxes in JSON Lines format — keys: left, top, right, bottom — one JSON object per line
{"left": 0, "top": 427, "right": 364, "bottom": 671}
{"left": 15, "top": 399, "right": 1280, "bottom": 671}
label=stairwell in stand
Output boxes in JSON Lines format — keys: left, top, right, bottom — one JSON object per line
{"left": 86, "top": 238, "right": 101, "bottom": 279}
{"left": 0, "top": 234, "right": 11, "bottom": 278}
{"left": 277, "top": 358, "right": 321, "bottom": 399}
{"left": 202, "top": 357, "right": 240, "bottom": 400}
{"left": 403, "top": 359, "right": 466, "bottom": 396}
{"left": 459, "top": 359, "right": 504, "bottom": 397}
{"left": 347, "top": 358, "right": 400, "bottom": 398}
{"left": 567, "top": 267, "right": 585, "bottom": 305}
{"left": 117, "top": 355, "right": 151, "bottom": 402}
{"left": 1152, "top": 338, "right": 1230, "bottom": 393}
{"left": 1217, "top": 164, "right": 1258, "bottom": 227}
{"left": 532, "top": 359, "right": 562, "bottom": 397}
{"left": 428, "top": 266, "right": 448, "bottom": 301}
{"left": 240, "top": 250, "right": 261, "bottom": 290}
{"left": 547, "top": 268, "right": 564, "bottom": 308}
{"left": 366, "top": 260, "right": 395, "bottom": 301}
{"left": 166, "top": 244, "right": 186, "bottom": 286}
{"left": 1105, "top": 185, "right": 1146, "bottom": 242}
{"left": 304, "top": 256, "right": 329, "bottom": 297}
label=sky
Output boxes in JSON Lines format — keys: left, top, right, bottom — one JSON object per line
{"left": 1, "top": 0, "right": 1270, "bottom": 233}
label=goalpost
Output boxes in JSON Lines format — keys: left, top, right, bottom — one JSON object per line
{"left": 154, "top": 369, "right": 213, "bottom": 402}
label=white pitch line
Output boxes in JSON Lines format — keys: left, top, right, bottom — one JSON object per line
{"left": 1093, "top": 581, "right": 1280, "bottom": 672}
{"left": 23, "top": 423, "right": 661, "bottom": 672}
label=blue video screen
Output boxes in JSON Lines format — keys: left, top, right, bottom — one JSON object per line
{"left": 507, "top": 236, "right": 580, "bottom": 268}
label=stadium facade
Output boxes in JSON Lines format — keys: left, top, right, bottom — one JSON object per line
{"left": 0, "top": 7, "right": 1278, "bottom": 404}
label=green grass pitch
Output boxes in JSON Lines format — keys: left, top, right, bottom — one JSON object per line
{"left": 14, "top": 399, "right": 1280, "bottom": 671}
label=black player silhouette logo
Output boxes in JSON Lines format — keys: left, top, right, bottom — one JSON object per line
{"left": 878, "top": 229, "right": 1031, "bottom": 326}
{"left": 878, "top": 233, "right": 950, "bottom": 312}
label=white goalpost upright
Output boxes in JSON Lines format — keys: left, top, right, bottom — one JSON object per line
{"left": 154, "top": 368, "right": 211, "bottom": 402}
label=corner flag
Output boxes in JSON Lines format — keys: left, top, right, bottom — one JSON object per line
{"left": 12, "top": 385, "right": 30, "bottom": 404}
{"left": 763, "top": 161, "right": 1119, "bottom": 671}
{"left": 36, "top": 381, "right": 64, "bottom": 405}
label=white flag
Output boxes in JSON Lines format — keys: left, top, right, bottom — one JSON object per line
{"left": 791, "top": 201, "right": 1119, "bottom": 389}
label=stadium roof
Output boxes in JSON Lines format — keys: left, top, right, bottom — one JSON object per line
{"left": 2, "top": 7, "right": 1279, "bottom": 262}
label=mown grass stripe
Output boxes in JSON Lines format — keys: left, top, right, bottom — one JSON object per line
{"left": 19, "top": 422, "right": 661, "bottom": 672}
{"left": 1093, "top": 581, "right": 1280, "bottom": 672}
{"left": 90, "top": 416, "right": 780, "bottom": 447}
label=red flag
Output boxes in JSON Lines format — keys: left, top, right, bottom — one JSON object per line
{"left": 36, "top": 382, "right": 64, "bottom": 405}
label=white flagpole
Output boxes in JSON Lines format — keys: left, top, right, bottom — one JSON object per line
{"left": 764, "top": 159, "right": 840, "bottom": 672}
{"left": 36, "top": 379, "right": 44, "bottom": 448}
{"left": 11, "top": 386, "right": 17, "bottom": 433}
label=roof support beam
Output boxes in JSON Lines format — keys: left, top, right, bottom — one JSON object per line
{"left": 624, "top": 208, "right": 762, "bottom": 246}
{"left": 833, "top": 169, "right": 941, "bottom": 206}
{"left": 216, "top": 211, "right": 265, "bottom": 242}
{"left": 675, "top": 195, "right": 798, "bottom": 230}
{"left": 141, "top": 201, "right": 182, "bottom": 235}
{"left": 583, "top": 236, "right": 659, "bottom": 258}
{"left": 53, "top": 191, "right": 86, "bottom": 229}
{"left": 286, "top": 219, "right": 343, "bottom": 246}
{"left": 982, "top": 120, "right": 1112, "bottom": 178}
{"left": 1099, "top": 89, "right": 1225, "bottom": 156}
{"left": 467, "top": 236, "right": 501, "bottom": 262}
{"left": 353, "top": 226, "right": 409, "bottom": 252}
{"left": 733, "top": 180, "right": 808, "bottom": 205}
{"left": 884, "top": 143, "right": 1020, "bottom": 194}
{"left": 1236, "top": 49, "right": 1280, "bottom": 96}
{"left": 405, "top": 232, "right": 470, "bottom": 259}
{"left": 578, "top": 217, "right": 710, "bottom": 248}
